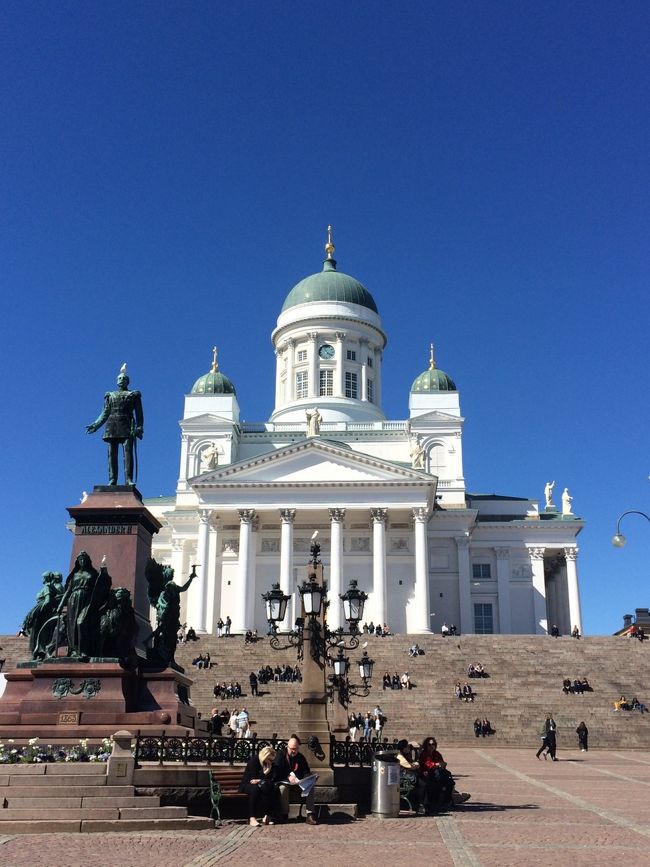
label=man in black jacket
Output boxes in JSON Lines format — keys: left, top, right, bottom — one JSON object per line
{"left": 273, "top": 735, "right": 318, "bottom": 824}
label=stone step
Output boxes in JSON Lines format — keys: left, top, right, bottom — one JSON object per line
{"left": 7, "top": 774, "right": 108, "bottom": 787}
{"left": 3, "top": 795, "right": 161, "bottom": 809}
{"left": 1, "top": 785, "right": 135, "bottom": 798}
{"left": 118, "top": 806, "right": 188, "bottom": 819}
{"left": 0, "top": 808, "right": 119, "bottom": 820}
{"left": 0, "top": 817, "right": 214, "bottom": 834}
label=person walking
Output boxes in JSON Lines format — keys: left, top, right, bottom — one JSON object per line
{"left": 576, "top": 721, "right": 588, "bottom": 752}
{"left": 536, "top": 714, "right": 557, "bottom": 760}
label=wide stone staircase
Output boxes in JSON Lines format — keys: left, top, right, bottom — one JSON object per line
{"left": 3, "top": 632, "right": 650, "bottom": 750}
{"left": 175, "top": 633, "right": 650, "bottom": 750}
{"left": 0, "top": 763, "right": 212, "bottom": 833}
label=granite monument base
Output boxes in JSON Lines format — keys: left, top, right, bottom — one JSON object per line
{"left": 0, "top": 660, "right": 195, "bottom": 740}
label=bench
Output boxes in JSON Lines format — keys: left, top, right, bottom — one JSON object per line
{"left": 208, "top": 767, "right": 247, "bottom": 824}
{"left": 400, "top": 770, "right": 417, "bottom": 812}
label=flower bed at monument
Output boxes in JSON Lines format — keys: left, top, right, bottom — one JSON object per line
{"left": 0, "top": 736, "right": 113, "bottom": 763}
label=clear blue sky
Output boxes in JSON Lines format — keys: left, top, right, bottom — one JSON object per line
{"left": 1, "top": 2, "right": 648, "bottom": 636}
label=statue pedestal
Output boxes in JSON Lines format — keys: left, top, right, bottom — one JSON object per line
{"left": 67, "top": 487, "right": 161, "bottom": 651}
{"left": 0, "top": 660, "right": 195, "bottom": 740}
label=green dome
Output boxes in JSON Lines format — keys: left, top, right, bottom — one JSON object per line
{"left": 410, "top": 346, "right": 456, "bottom": 393}
{"left": 191, "top": 354, "right": 236, "bottom": 395}
{"left": 411, "top": 368, "right": 457, "bottom": 393}
{"left": 281, "top": 259, "right": 378, "bottom": 313}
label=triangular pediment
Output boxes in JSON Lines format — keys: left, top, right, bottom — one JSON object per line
{"left": 181, "top": 413, "right": 236, "bottom": 429}
{"left": 410, "top": 410, "right": 464, "bottom": 424}
{"left": 191, "top": 439, "right": 433, "bottom": 487}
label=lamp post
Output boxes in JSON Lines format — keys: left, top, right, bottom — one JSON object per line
{"left": 611, "top": 510, "right": 650, "bottom": 548}
{"left": 262, "top": 536, "right": 375, "bottom": 773}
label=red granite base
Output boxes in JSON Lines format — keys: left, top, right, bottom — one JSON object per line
{"left": 0, "top": 662, "right": 196, "bottom": 740}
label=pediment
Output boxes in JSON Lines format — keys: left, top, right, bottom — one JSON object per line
{"left": 410, "top": 410, "right": 464, "bottom": 424}
{"left": 191, "top": 439, "right": 433, "bottom": 487}
{"left": 181, "top": 413, "right": 235, "bottom": 429}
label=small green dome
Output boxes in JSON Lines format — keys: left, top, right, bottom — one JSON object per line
{"left": 191, "top": 349, "right": 236, "bottom": 395}
{"left": 410, "top": 344, "right": 456, "bottom": 393}
{"left": 281, "top": 258, "right": 378, "bottom": 313}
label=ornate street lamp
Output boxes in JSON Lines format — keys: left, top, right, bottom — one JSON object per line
{"left": 357, "top": 650, "right": 374, "bottom": 682}
{"left": 262, "top": 583, "right": 290, "bottom": 627}
{"left": 263, "top": 534, "right": 374, "bottom": 716}
{"left": 612, "top": 510, "right": 650, "bottom": 548}
{"left": 298, "top": 575, "right": 326, "bottom": 617}
{"left": 340, "top": 579, "right": 368, "bottom": 632}
{"left": 327, "top": 648, "right": 374, "bottom": 705}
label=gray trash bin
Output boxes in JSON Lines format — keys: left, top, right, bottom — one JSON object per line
{"left": 371, "top": 750, "right": 401, "bottom": 817}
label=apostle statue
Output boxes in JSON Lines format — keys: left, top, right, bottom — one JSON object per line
{"left": 306, "top": 407, "right": 322, "bottom": 437}
{"left": 410, "top": 435, "right": 425, "bottom": 469}
{"left": 544, "top": 481, "right": 555, "bottom": 509}
{"left": 562, "top": 488, "right": 573, "bottom": 515}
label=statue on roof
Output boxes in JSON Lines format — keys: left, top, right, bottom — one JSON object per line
{"left": 86, "top": 363, "right": 144, "bottom": 486}
{"left": 306, "top": 407, "right": 322, "bottom": 437}
{"left": 562, "top": 488, "right": 573, "bottom": 516}
{"left": 544, "top": 481, "right": 555, "bottom": 509}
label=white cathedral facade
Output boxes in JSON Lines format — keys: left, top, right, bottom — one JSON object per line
{"left": 146, "top": 235, "right": 583, "bottom": 636}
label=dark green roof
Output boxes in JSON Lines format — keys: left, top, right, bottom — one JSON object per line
{"left": 191, "top": 369, "right": 236, "bottom": 395}
{"left": 281, "top": 259, "right": 378, "bottom": 313}
{"left": 410, "top": 367, "right": 456, "bottom": 393}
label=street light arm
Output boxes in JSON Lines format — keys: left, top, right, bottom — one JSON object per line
{"left": 612, "top": 510, "right": 650, "bottom": 548}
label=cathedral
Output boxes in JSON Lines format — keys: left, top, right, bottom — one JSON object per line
{"left": 145, "top": 232, "right": 583, "bottom": 636}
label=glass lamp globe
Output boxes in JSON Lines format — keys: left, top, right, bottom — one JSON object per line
{"left": 299, "top": 577, "right": 324, "bottom": 616}
{"left": 341, "top": 579, "right": 368, "bottom": 625}
{"left": 612, "top": 533, "right": 627, "bottom": 548}
{"left": 333, "top": 650, "right": 348, "bottom": 677}
{"left": 358, "top": 651, "right": 374, "bottom": 681}
{"left": 262, "top": 583, "right": 289, "bottom": 623}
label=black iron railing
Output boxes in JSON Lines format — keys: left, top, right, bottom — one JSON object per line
{"left": 133, "top": 732, "right": 416, "bottom": 768}
{"left": 133, "top": 732, "right": 288, "bottom": 767}
{"left": 329, "top": 736, "right": 408, "bottom": 767}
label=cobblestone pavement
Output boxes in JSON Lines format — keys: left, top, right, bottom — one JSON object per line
{"left": 2, "top": 747, "right": 650, "bottom": 867}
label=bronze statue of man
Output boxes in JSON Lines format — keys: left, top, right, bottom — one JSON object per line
{"left": 86, "top": 364, "right": 144, "bottom": 485}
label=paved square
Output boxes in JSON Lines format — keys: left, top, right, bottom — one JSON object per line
{"left": 2, "top": 747, "right": 649, "bottom": 866}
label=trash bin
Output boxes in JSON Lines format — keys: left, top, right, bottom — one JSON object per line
{"left": 371, "top": 750, "right": 401, "bottom": 817}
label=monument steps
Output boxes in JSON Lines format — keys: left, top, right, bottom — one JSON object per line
{"left": 0, "top": 766, "right": 213, "bottom": 833}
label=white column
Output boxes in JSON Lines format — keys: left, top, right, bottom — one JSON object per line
{"left": 187, "top": 509, "right": 210, "bottom": 633}
{"left": 279, "top": 509, "right": 296, "bottom": 631}
{"left": 529, "top": 547, "right": 548, "bottom": 634}
{"left": 371, "top": 508, "right": 388, "bottom": 626}
{"left": 285, "top": 340, "right": 294, "bottom": 403}
{"left": 412, "top": 507, "right": 431, "bottom": 633}
{"left": 456, "top": 535, "right": 473, "bottom": 634}
{"left": 495, "top": 547, "right": 512, "bottom": 634}
{"left": 233, "top": 509, "right": 255, "bottom": 633}
{"left": 308, "top": 332, "right": 319, "bottom": 397}
{"left": 360, "top": 339, "right": 368, "bottom": 401}
{"left": 178, "top": 433, "right": 190, "bottom": 490}
{"left": 170, "top": 539, "right": 186, "bottom": 629}
{"left": 329, "top": 508, "right": 346, "bottom": 631}
{"left": 335, "top": 332, "right": 346, "bottom": 396}
{"left": 374, "top": 348, "right": 382, "bottom": 408}
{"left": 564, "top": 547, "right": 582, "bottom": 635}
{"left": 247, "top": 516, "right": 258, "bottom": 629}
{"left": 274, "top": 348, "right": 282, "bottom": 408}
